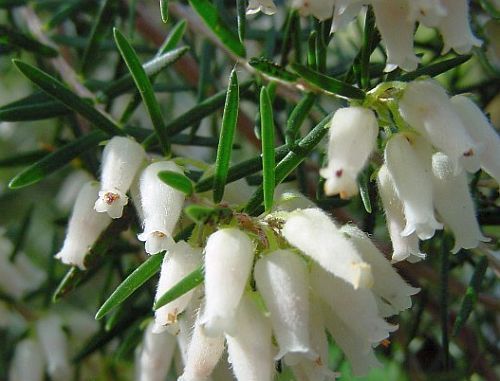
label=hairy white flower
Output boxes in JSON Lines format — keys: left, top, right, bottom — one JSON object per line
{"left": 255, "top": 250, "right": 315, "bottom": 362}
{"left": 340, "top": 224, "right": 420, "bottom": 314}
{"left": 94, "top": 136, "right": 146, "bottom": 219}
{"left": 55, "top": 181, "right": 111, "bottom": 269}
{"left": 201, "top": 228, "right": 254, "bottom": 337}
{"left": 282, "top": 208, "right": 373, "bottom": 289}
{"left": 292, "top": 0, "right": 335, "bottom": 21}
{"left": 138, "top": 161, "right": 185, "bottom": 254}
{"left": 319, "top": 107, "right": 378, "bottom": 199}
{"left": 225, "top": 293, "right": 274, "bottom": 381}
{"left": 384, "top": 133, "right": 443, "bottom": 240}
{"left": 246, "top": 0, "right": 277, "bottom": 15}
{"left": 437, "top": 0, "right": 482, "bottom": 54}
{"left": 377, "top": 164, "right": 426, "bottom": 262}
{"left": 137, "top": 322, "right": 176, "bottom": 381}
{"left": 451, "top": 95, "right": 500, "bottom": 185}
{"left": 154, "top": 241, "right": 202, "bottom": 333}
{"left": 9, "top": 338, "right": 45, "bottom": 381}
{"left": 372, "top": 0, "right": 419, "bottom": 72}
{"left": 36, "top": 315, "right": 72, "bottom": 381}
{"left": 399, "top": 80, "right": 479, "bottom": 173}
{"left": 432, "top": 152, "right": 490, "bottom": 253}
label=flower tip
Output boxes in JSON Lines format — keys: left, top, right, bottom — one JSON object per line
{"left": 94, "top": 190, "right": 128, "bottom": 219}
{"left": 138, "top": 230, "right": 175, "bottom": 255}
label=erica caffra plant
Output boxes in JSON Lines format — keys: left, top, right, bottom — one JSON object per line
{"left": 0, "top": 1, "right": 498, "bottom": 381}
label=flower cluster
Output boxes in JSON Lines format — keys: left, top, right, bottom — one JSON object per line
{"left": 248, "top": 0, "right": 481, "bottom": 71}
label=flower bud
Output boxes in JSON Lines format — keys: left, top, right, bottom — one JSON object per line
{"left": 376, "top": 164, "right": 426, "bottom": 262}
{"left": 246, "top": 0, "right": 277, "bottom": 15}
{"left": 36, "top": 315, "right": 72, "bottom": 381}
{"left": 384, "top": 133, "right": 443, "bottom": 240}
{"left": 282, "top": 208, "right": 373, "bottom": 289}
{"left": 138, "top": 161, "right": 185, "bottom": 255}
{"left": 432, "top": 152, "right": 490, "bottom": 253}
{"left": 319, "top": 107, "right": 378, "bottom": 199}
{"left": 399, "top": 80, "right": 479, "bottom": 173}
{"left": 254, "top": 250, "right": 315, "bottom": 361}
{"left": 225, "top": 293, "right": 274, "bottom": 381}
{"left": 339, "top": 224, "right": 420, "bottom": 314}
{"left": 450, "top": 95, "right": 500, "bottom": 185}
{"left": 9, "top": 338, "right": 45, "bottom": 381}
{"left": 55, "top": 181, "right": 111, "bottom": 269}
{"left": 201, "top": 228, "right": 254, "bottom": 337}
{"left": 94, "top": 136, "right": 146, "bottom": 219}
{"left": 154, "top": 241, "right": 202, "bottom": 333}
{"left": 137, "top": 322, "right": 176, "bottom": 381}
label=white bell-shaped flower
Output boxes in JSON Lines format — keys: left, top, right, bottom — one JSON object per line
{"left": 399, "top": 80, "right": 479, "bottom": 173}
{"left": 377, "top": 164, "right": 426, "bottom": 262}
{"left": 372, "top": 0, "right": 419, "bottom": 72}
{"left": 55, "top": 181, "right": 111, "bottom": 269}
{"left": 225, "top": 293, "right": 274, "bottom": 381}
{"left": 179, "top": 309, "right": 225, "bottom": 381}
{"left": 319, "top": 106, "right": 378, "bottom": 199}
{"left": 246, "top": 0, "right": 277, "bottom": 15}
{"left": 201, "top": 228, "right": 254, "bottom": 337}
{"left": 311, "top": 264, "right": 397, "bottom": 344}
{"left": 292, "top": 0, "right": 335, "bottom": 21}
{"left": 282, "top": 208, "right": 373, "bottom": 289}
{"left": 432, "top": 152, "right": 490, "bottom": 253}
{"left": 94, "top": 136, "right": 146, "bottom": 219}
{"left": 137, "top": 322, "right": 176, "bottom": 381}
{"left": 339, "top": 224, "right": 420, "bottom": 315}
{"left": 9, "top": 338, "right": 45, "bottom": 381}
{"left": 437, "top": 0, "right": 482, "bottom": 54}
{"left": 254, "top": 250, "right": 315, "bottom": 362}
{"left": 138, "top": 161, "right": 185, "bottom": 255}
{"left": 36, "top": 315, "right": 72, "bottom": 381}
{"left": 451, "top": 95, "right": 500, "bottom": 185}
{"left": 330, "top": 0, "right": 365, "bottom": 33}
{"left": 154, "top": 241, "right": 202, "bottom": 333}
{"left": 384, "top": 133, "right": 443, "bottom": 240}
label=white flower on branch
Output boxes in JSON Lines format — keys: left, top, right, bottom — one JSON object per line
{"left": 319, "top": 106, "right": 378, "bottom": 199}
{"left": 9, "top": 338, "right": 45, "bottom": 381}
{"left": 137, "top": 322, "right": 176, "bottom": 381}
{"left": 55, "top": 181, "right": 111, "bottom": 269}
{"left": 94, "top": 136, "right": 146, "bottom": 219}
{"left": 138, "top": 161, "right": 185, "bottom": 255}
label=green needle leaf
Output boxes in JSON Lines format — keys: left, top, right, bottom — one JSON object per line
{"left": 0, "top": 150, "right": 48, "bottom": 168}
{"left": 260, "top": 86, "right": 276, "bottom": 213}
{"left": 12, "top": 60, "right": 123, "bottom": 136}
{"left": 154, "top": 266, "right": 204, "bottom": 310}
{"left": 113, "top": 28, "right": 170, "bottom": 155}
{"left": 0, "top": 92, "right": 70, "bottom": 121}
{"left": 158, "top": 20, "right": 187, "bottom": 54}
{"left": 213, "top": 69, "right": 240, "bottom": 203}
{"left": 398, "top": 55, "right": 472, "bottom": 82}
{"left": 249, "top": 57, "right": 299, "bottom": 82}
{"left": 95, "top": 254, "right": 165, "bottom": 320}
{"left": 188, "top": 0, "right": 246, "bottom": 57}
{"left": 236, "top": 0, "right": 246, "bottom": 42}
{"left": 158, "top": 170, "right": 194, "bottom": 196}
{"left": 0, "top": 25, "right": 58, "bottom": 57}
{"left": 358, "top": 167, "right": 373, "bottom": 214}
{"left": 160, "top": 0, "right": 169, "bottom": 23}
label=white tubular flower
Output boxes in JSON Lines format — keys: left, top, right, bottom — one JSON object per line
{"left": 311, "top": 264, "right": 397, "bottom": 344}
{"left": 154, "top": 241, "right": 202, "bottom": 333}
{"left": 201, "top": 228, "right": 254, "bottom": 337}
{"left": 94, "top": 136, "right": 146, "bottom": 219}
{"left": 292, "top": 0, "right": 335, "bottom": 21}
{"left": 282, "top": 208, "right": 373, "bottom": 289}
{"left": 179, "top": 310, "right": 225, "bottom": 381}
{"left": 55, "top": 181, "right": 111, "bottom": 269}
{"left": 330, "top": 0, "right": 365, "bottom": 33}
{"left": 399, "top": 80, "right": 479, "bottom": 172}
{"left": 432, "top": 152, "right": 490, "bottom": 253}
{"left": 225, "top": 293, "right": 274, "bottom": 381}
{"left": 339, "top": 224, "right": 420, "bottom": 314}
{"left": 246, "top": 0, "right": 277, "bottom": 15}
{"left": 384, "top": 134, "right": 443, "bottom": 240}
{"left": 254, "top": 250, "right": 315, "bottom": 362}
{"left": 36, "top": 315, "right": 72, "bottom": 381}
{"left": 138, "top": 161, "right": 185, "bottom": 255}
{"left": 137, "top": 322, "right": 176, "bottom": 381}
{"left": 322, "top": 303, "right": 381, "bottom": 377}
{"left": 437, "top": 0, "right": 482, "bottom": 54}
{"left": 376, "top": 164, "right": 426, "bottom": 262}
{"left": 9, "top": 339, "right": 45, "bottom": 381}
{"left": 319, "top": 107, "right": 378, "bottom": 199}
{"left": 451, "top": 95, "right": 500, "bottom": 185}
{"left": 372, "top": 0, "right": 419, "bottom": 72}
